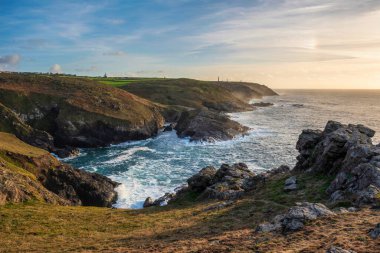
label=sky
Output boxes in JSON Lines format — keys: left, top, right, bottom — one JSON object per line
{"left": 1, "top": 0, "right": 380, "bottom": 89}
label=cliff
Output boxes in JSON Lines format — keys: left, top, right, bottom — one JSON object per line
{"left": 0, "top": 72, "right": 164, "bottom": 152}
{"left": 0, "top": 132, "right": 119, "bottom": 207}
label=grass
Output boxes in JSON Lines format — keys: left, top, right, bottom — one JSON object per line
{"left": 0, "top": 133, "right": 47, "bottom": 157}
{"left": 1, "top": 158, "right": 377, "bottom": 252}
{"left": 0, "top": 183, "right": 378, "bottom": 252}
{"left": 95, "top": 77, "right": 165, "bottom": 87}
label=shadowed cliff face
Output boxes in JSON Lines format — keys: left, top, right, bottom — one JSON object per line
{"left": 0, "top": 132, "right": 119, "bottom": 207}
{"left": 0, "top": 73, "right": 165, "bottom": 151}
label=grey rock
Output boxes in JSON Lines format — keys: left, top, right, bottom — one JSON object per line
{"left": 294, "top": 121, "right": 380, "bottom": 206}
{"left": 347, "top": 207, "right": 358, "bottom": 212}
{"left": 369, "top": 223, "right": 380, "bottom": 239}
{"left": 326, "top": 246, "right": 357, "bottom": 253}
{"left": 284, "top": 176, "right": 297, "bottom": 191}
{"left": 143, "top": 197, "right": 154, "bottom": 208}
{"left": 201, "top": 163, "right": 256, "bottom": 200}
{"left": 187, "top": 166, "right": 217, "bottom": 192}
{"left": 256, "top": 202, "right": 335, "bottom": 233}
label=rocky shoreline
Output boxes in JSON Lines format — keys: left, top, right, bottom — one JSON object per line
{"left": 143, "top": 121, "right": 380, "bottom": 243}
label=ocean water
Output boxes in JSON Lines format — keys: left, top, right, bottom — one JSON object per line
{"left": 64, "top": 90, "right": 380, "bottom": 209}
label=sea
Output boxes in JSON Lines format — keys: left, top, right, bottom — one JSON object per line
{"left": 64, "top": 90, "right": 380, "bottom": 209}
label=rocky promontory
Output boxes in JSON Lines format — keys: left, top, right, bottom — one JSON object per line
{"left": 175, "top": 108, "right": 249, "bottom": 141}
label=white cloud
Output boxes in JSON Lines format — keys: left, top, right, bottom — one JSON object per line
{"left": 102, "top": 50, "right": 127, "bottom": 56}
{"left": 49, "top": 64, "right": 62, "bottom": 73}
{"left": 0, "top": 54, "right": 21, "bottom": 71}
{"left": 0, "top": 54, "right": 21, "bottom": 65}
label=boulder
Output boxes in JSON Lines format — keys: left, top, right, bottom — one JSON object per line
{"left": 326, "top": 246, "right": 356, "bottom": 253}
{"left": 175, "top": 108, "right": 249, "bottom": 142}
{"left": 163, "top": 123, "right": 176, "bottom": 132}
{"left": 256, "top": 202, "right": 335, "bottom": 233}
{"left": 143, "top": 197, "right": 154, "bottom": 208}
{"left": 284, "top": 176, "right": 297, "bottom": 191}
{"left": 369, "top": 223, "right": 380, "bottom": 239}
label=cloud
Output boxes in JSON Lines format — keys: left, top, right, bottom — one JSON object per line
{"left": 49, "top": 64, "right": 62, "bottom": 74}
{"left": 104, "top": 18, "right": 125, "bottom": 25}
{"left": 0, "top": 54, "right": 21, "bottom": 65}
{"left": 0, "top": 54, "right": 21, "bottom": 70}
{"left": 102, "top": 50, "right": 127, "bottom": 56}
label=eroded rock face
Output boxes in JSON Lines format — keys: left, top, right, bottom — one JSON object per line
{"left": 41, "top": 164, "right": 119, "bottom": 207}
{"left": 295, "top": 121, "right": 380, "bottom": 206}
{"left": 175, "top": 109, "right": 249, "bottom": 142}
{"left": 1, "top": 148, "right": 119, "bottom": 207}
{"left": 256, "top": 202, "right": 335, "bottom": 233}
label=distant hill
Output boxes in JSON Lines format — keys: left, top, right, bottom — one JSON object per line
{"left": 119, "top": 78, "right": 277, "bottom": 113}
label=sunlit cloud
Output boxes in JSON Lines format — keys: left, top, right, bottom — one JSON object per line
{"left": 1, "top": 0, "right": 380, "bottom": 88}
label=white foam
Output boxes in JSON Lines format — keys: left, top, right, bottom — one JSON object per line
{"left": 103, "top": 146, "right": 154, "bottom": 164}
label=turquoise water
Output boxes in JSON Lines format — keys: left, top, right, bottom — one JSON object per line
{"left": 64, "top": 90, "right": 380, "bottom": 208}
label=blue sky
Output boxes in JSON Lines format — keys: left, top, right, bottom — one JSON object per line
{"left": 1, "top": 0, "right": 380, "bottom": 88}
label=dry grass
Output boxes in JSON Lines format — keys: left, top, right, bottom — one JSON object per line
{"left": 0, "top": 171, "right": 378, "bottom": 252}
{"left": 0, "top": 133, "right": 47, "bottom": 157}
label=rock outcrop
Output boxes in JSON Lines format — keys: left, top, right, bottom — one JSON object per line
{"left": 0, "top": 133, "right": 119, "bottom": 207}
{"left": 144, "top": 163, "right": 258, "bottom": 207}
{"left": 295, "top": 121, "right": 380, "bottom": 206}
{"left": 175, "top": 109, "right": 249, "bottom": 142}
{"left": 256, "top": 202, "right": 335, "bottom": 233}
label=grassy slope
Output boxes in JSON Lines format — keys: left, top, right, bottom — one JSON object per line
{"left": 0, "top": 133, "right": 66, "bottom": 205}
{"left": 0, "top": 72, "right": 163, "bottom": 126}
{"left": 119, "top": 78, "right": 259, "bottom": 112}
{"left": 0, "top": 132, "right": 47, "bottom": 157}
{"left": 0, "top": 170, "right": 378, "bottom": 252}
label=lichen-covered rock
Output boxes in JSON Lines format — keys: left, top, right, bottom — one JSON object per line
{"left": 294, "top": 121, "right": 380, "bottom": 206}
{"left": 256, "top": 202, "right": 335, "bottom": 233}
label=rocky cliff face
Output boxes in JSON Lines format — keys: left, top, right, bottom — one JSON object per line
{"left": 295, "top": 121, "right": 380, "bottom": 206}
{"left": 175, "top": 108, "right": 249, "bottom": 142}
{"left": 0, "top": 132, "right": 119, "bottom": 207}
{"left": 0, "top": 73, "right": 164, "bottom": 154}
